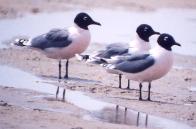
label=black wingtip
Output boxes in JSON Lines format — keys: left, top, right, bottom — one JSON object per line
{"left": 13, "top": 39, "right": 27, "bottom": 46}
{"left": 75, "top": 54, "right": 90, "bottom": 61}
{"left": 100, "top": 58, "right": 107, "bottom": 63}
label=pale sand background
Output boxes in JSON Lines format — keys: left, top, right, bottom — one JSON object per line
{"left": 0, "top": 0, "right": 196, "bottom": 129}
{"left": 1, "top": 0, "right": 196, "bottom": 19}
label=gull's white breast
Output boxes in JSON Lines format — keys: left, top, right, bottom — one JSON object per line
{"left": 124, "top": 46, "right": 174, "bottom": 82}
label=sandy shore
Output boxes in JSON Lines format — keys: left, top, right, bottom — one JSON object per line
{"left": 0, "top": 45, "right": 196, "bottom": 129}
{"left": 1, "top": 0, "right": 196, "bottom": 19}
{"left": 0, "top": 0, "right": 196, "bottom": 129}
{"left": 0, "top": 86, "right": 143, "bottom": 129}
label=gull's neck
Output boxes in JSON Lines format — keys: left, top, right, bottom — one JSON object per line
{"left": 73, "top": 24, "right": 87, "bottom": 31}
{"left": 150, "top": 44, "right": 173, "bottom": 59}
{"left": 128, "top": 34, "right": 151, "bottom": 53}
{"left": 68, "top": 24, "right": 89, "bottom": 35}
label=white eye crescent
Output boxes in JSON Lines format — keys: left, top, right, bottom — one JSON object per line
{"left": 83, "top": 16, "right": 88, "bottom": 20}
{"left": 144, "top": 27, "right": 148, "bottom": 32}
{"left": 164, "top": 36, "right": 169, "bottom": 41}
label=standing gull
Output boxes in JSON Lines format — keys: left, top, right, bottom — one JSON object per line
{"left": 76, "top": 24, "right": 160, "bottom": 89}
{"left": 14, "top": 12, "right": 101, "bottom": 99}
{"left": 103, "top": 33, "right": 181, "bottom": 100}
{"left": 14, "top": 12, "right": 101, "bottom": 79}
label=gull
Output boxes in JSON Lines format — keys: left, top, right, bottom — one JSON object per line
{"left": 76, "top": 24, "right": 160, "bottom": 89}
{"left": 13, "top": 12, "right": 101, "bottom": 100}
{"left": 103, "top": 33, "right": 181, "bottom": 101}
{"left": 14, "top": 12, "right": 101, "bottom": 79}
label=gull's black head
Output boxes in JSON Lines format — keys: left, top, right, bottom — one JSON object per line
{"left": 157, "top": 33, "right": 181, "bottom": 51}
{"left": 136, "top": 24, "right": 160, "bottom": 42}
{"left": 74, "top": 12, "right": 101, "bottom": 30}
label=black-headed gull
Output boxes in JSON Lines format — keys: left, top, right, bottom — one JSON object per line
{"left": 103, "top": 33, "right": 181, "bottom": 101}
{"left": 14, "top": 12, "right": 101, "bottom": 80}
{"left": 76, "top": 24, "right": 160, "bottom": 89}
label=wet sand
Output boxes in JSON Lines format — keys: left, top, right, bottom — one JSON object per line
{"left": 0, "top": 0, "right": 196, "bottom": 129}
{"left": 0, "top": 86, "right": 142, "bottom": 129}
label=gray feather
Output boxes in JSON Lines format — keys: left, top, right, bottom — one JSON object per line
{"left": 114, "top": 54, "right": 155, "bottom": 73}
{"left": 97, "top": 46, "right": 129, "bottom": 58}
{"left": 106, "top": 42, "right": 128, "bottom": 49}
{"left": 31, "top": 29, "right": 72, "bottom": 50}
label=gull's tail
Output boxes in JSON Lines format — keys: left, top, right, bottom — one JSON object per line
{"left": 75, "top": 54, "right": 90, "bottom": 61}
{"left": 75, "top": 54, "right": 108, "bottom": 64}
{"left": 12, "top": 38, "right": 30, "bottom": 47}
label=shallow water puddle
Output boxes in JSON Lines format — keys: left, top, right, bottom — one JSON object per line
{"left": 0, "top": 9, "right": 196, "bottom": 56}
{"left": 0, "top": 65, "right": 195, "bottom": 129}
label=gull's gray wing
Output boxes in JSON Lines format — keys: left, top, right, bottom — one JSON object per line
{"left": 97, "top": 45, "right": 129, "bottom": 58}
{"left": 123, "top": 54, "right": 150, "bottom": 61}
{"left": 106, "top": 42, "right": 128, "bottom": 50}
{"left": 113, "top": 54, "right": 155, "bottom": 73}
{"left": 93, "top": 43, "right": 128, "bottom": 58}
{"left": 30, "top": 29, "right": 72, "bottom": 50}
{"left": 110, "top": 53, "right": 150, "bottom": 64}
